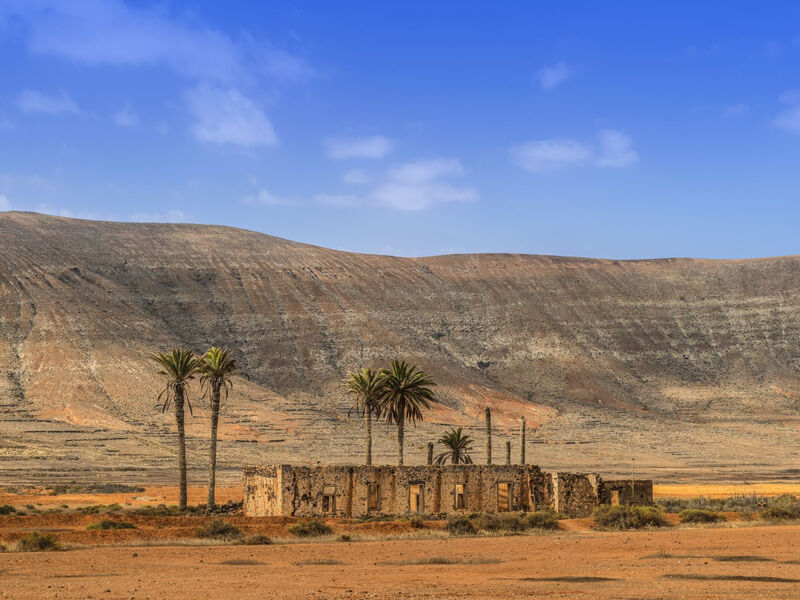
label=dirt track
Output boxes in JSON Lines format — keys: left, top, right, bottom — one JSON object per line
{"left": 2, "top": 524, "right": 800, "bottom": 599}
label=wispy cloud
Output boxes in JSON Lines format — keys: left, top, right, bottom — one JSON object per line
{"left": 242, "top": 188, "right": 295, "bottom": 206}
{"left": 184, "top": 84, "right": 277, "bottom": 146}
{"left": 246, "top": 157, "right": 477, "bottom": 211}
{"left": 114, "top": 102, "right": 138, "bottom": 127}
{"left": 511, "top": 129, "right": 638, "bottom": 172}
{"left": 16, "top": 89, "right": 80, "bottom": 115}
{"left": 722, "top": 103, "right": 748, "bottom": 118}
{"left": 595, "top": 130, "right": 638, "bottom": 168}
{"left": 342, "top": 169, "right": 370, "bottom": 184}
{"left": 324, "top": 135, "right": 393, "bottom": 159}
{"left": 537, "top": 61, "right": 572, "bottom": 91}
{"left": 772, "top": 91, "right": 800, "bottom": 133}
{"left": 371, "top": 158, "right": 478, "bottom": 210}
{"left": 0, "top": 194, "right": 10, "bottom": 211}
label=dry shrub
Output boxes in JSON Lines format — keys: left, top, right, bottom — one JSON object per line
{"left": 87, "top": 519, "right": 137, "bottom": 530}
{"left": 760, "top": 495, "right": 800, "bottom": 521}
{"left": 238, "top": 534, "right": 272, "bottom": 545}
{"left": 194, "top": 519, "right": 241, "bottom": 540}
{"left": 679, "top": 509, "right": 725, "bottom": 524}
{"left": 288, "top": 520, "right": 332, "bottom": 537}
{"left": 592, "top": 505, "right": 669, "bottom": 530}
{"left": 445, "top": 514, "right": 475, "bottom": 535}
{"left": 17, "top": 532, "right": 60, "bottom": 552}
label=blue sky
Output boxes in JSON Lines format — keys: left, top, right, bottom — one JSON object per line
{"left": 1, "top": 1, "right": 800, "bottom": 259}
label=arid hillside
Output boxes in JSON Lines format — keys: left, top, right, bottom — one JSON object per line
{"left": 1, "top": 211, "right": 799, "bottom": 485}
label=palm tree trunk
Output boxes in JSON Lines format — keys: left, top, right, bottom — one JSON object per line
{"left": 397, "top": 400, "right": 405, "bottom": 466}
{"left": 207, "top": 382, "right": 221, "bottom": 509}
{"left": 365, "top": 408, "right": 372, "bottom": 466}
{"left": 175, "top": 386, "right": 187, "bottom": 511}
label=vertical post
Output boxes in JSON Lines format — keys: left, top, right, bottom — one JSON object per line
{"left": 427, "top": 441, "right": 434, "bottom": 465}
{"left": 630, "top": 458, "right": 635, "bottom": 505}
{"left": 505, "top": 440, "right": 511, "bottom": 465}
{"left": 485, "top": 407, "right": 492, "bottom": 465}
{"left": 519, "top": 416, "right": 526, "bottom": 465}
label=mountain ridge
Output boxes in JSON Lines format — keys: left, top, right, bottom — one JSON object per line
{"left": 1, "top": 211, "right": 799, "bottom": 485}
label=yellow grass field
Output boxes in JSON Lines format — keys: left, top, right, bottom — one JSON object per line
{"left": 654, "top": 483, "right": 800, "bottom": 498}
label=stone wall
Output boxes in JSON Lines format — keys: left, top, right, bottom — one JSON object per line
{"left": 599, "top": 479, "right": 654, "bottom": 506}
{"left": 243, "top": 465, "right": 654, "bottom": 518}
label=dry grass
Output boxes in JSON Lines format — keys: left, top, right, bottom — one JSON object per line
{"left": 654, "top": 483, "right": 800, "bottom": 499}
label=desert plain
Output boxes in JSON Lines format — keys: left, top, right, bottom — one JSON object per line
{"left": 1, "top": 484, "right": 799, "bottom": 599}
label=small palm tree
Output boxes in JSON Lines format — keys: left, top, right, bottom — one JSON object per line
{"left": 434, "top": 427, "right": 474, "bottom": 465}
{"left": 153, "top": 349, "right": 203, "bottom": 510}
{"left": 379, "top": 360, "right": 436, "bottom": 466}
{"left": 343, "top": 368, "right": 384, "bottom": 466}
{"left": 199, "top": 347, "right": 236, "bottom": 509}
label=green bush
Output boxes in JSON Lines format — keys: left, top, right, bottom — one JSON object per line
{"left": 87, "top": 519, "right": 137, "bottom": 530}
{"left": 679, "top": 509, "right": 725, "bottom": 524}
{"left": 17, "top": 532, "right": 60, "bottom": 552}
{"left": 194, "top": 519, "right": 242, "bottom": 540}
{"left": 525, "top": 509, "right": 562, "bottom": 530}
{"left": 0, "top": 505, "right": 15, "bottom": 515}
{"left": 445, "top": 514, "right": 476, "bottom": 535}
{"left": 238, "top": 534, "right": 272, "bottom": 545}
{"left": 592, "top": 505, "right": 669, "bottom": 530}
{"left": 288, "top": 519, "right": 332, "bottom": 537}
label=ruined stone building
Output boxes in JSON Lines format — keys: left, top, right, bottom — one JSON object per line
{"left": 243, "top": 464, "right": 653, "bottom": 518}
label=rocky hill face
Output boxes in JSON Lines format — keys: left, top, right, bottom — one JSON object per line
{"left": 1, "top": 211, "right": 799, "bottom": 485}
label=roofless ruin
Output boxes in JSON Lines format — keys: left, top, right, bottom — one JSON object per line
{"left": 243, "top": 411, "right": 653, "bottom": 518}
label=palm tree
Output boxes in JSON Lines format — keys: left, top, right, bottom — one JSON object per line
{"left": 153, "top": 348, "right": 203, "bottom": 510}
{"left": 379, "top": 360, "right": 436, "bottom": 466}
{"left": 434, "top": 427, "right": 474, "bottom": 465}
{"left": 199, "top": 347, "right": 236, "bottom": 509}
{"left": 342, "top": 368, "right": 384, "bottom": 466}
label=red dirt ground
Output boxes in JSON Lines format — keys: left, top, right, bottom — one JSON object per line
{"left": 2, "top": 524, "right": 800, "bottom": 599}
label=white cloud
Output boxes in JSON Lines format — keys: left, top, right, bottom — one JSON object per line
{"left": 722, "top": 103, "right": 748, "bottom": 118}
{"left": 371, "top": 158, "right": 477, "bottom": 211}
{"left": 242, "top": 189, "right": 295, "bottom": 206}
{"left": 313, "top": 193, "right": 359, "bottom": 206}
{"left": 3, "top": 2, "right": 316, "bottom": 86}
{"left": 127, "top": 210, "right": 185, "bottom": 223}
{"left": 0, "top": 194, "right": 10, "bottom": 211}
{"left": 260, "top": 47, "right": 317, "bottom": 84}
{"left": 595, "top": 129, "right": 638, "bottom": 168}
{"left": 342, "top": 169, "right": 370, "bottom": 184}
{"left": 772, "top": 91, "right": 800, "bottom": 133}
{"left": 511, "top": 139, "right": 592, "bottom": 172}
{"left": 16, "top": 89, "right": 80, "bottom": 115}
{"left": 511, "top": 130, "right": 638, "bottom": 172}
{"left": 184, "top": 85, "right": 277, "bottom": 146}
{"left": 387, "top": 158, "right": 463, "bottom": 184}
{"left": 538, "top": 61, "right": 572, "bottom": 91}
{"left": 114, "top": 102, "right": 138, "bottom": 127}
{"left": 324, "top": 135, "right": 392, "bottom": 159}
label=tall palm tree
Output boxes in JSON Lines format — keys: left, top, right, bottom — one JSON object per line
{"left": 153, "top": 349, "right": 203, "bottom": 510}
{"left": 342, "top": 368, "right": 384, "bottom": 466}
{"left": 434, "top": 427, "right": 474, "bottom": 465}
{"left": 199, "top": 347, "right": 236, "bottom": 509}
{"left": 379, "top": 360, "right": 436, "bottom": 466}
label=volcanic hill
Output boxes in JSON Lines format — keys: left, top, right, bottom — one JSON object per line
{"left": 1, "top": 211, "right": 799, "bottom": 485}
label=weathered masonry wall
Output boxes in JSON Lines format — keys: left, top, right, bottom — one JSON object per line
{"left": 243, "top": 465, "right": 654, "bottom": 518}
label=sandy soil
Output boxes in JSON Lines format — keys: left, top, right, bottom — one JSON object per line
{"left": 0, "top": 486, "right": 242, "bottom": 511}
{"left": 1, "top": 524, "right": 799, "bottom": 599}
